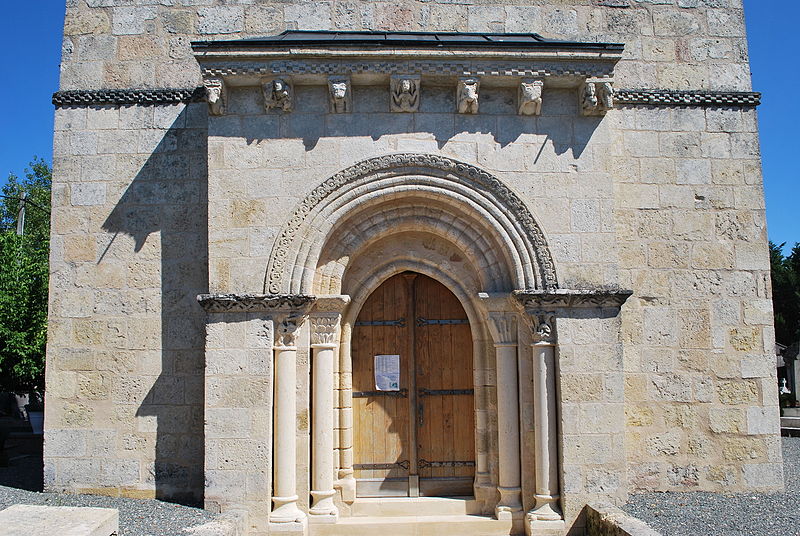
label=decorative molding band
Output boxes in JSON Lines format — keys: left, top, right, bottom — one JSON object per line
{"left": 53, "top": 86, "right": 760, "bottom": 109}
{"left": 615, "top": 89, "right": 761, "bottom": 108}
{"left": 514, "top": 289, "right": 633, "bottom": 309}
{"left": 52, "top": 88, "right": 206, "bottom": 107}
{"left": 200, "top": 60, "right": 616, "bottom": 80}
{"left": 197, "top": 293, "right": 316, "bottom": 313}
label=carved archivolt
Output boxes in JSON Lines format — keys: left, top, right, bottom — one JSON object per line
{"left": 264, "top": 153, "right": 559, "bottom": 294}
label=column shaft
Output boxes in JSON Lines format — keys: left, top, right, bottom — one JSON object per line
{"left": 310, "top": 343, "right": 338, "bottom": 519}
{"left": 530, "top": 342, "right": 561, "bottom": 521}
{"left": 271, "top": 344, "right": 304, "bottom": 523}
{"left": 495, "top": 343, "right": 522, "bottom": 519}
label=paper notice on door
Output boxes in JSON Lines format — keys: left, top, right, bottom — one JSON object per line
{"left": 374, "top": 354, "right": 400, "bottom": 391}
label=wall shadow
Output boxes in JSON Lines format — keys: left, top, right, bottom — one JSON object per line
{"left": 102, "top": 103, "right": 208, "bottom": 506}
{"left": 221, "top": 86, "right": 602, "bottom": 159}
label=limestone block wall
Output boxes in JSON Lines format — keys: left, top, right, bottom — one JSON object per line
{"left": 59, "top": 0, "right": 751, "bottom": 92}
{"left": 614, "top": 105, "right": 781, "bottom": 491}
{"left": 45, "top": 102, "right": 209, "bottom": 503}
{"left": 204, "top": 312, "right": 277, "bottom": 529}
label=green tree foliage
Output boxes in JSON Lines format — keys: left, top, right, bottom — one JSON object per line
{"left": 0, "top": 158, "right": 51, "bottom": 391}
{"left": 770, "top": 241, "right": 800, "bottom": 346}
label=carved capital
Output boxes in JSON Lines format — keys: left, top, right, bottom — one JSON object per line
{"left": 310, "top": 314, "right": 340, "bottom": 347}
{"left": 518, "top": 79, "right": 543, "bottom": 116}
{"left": 204, "top": 78, "right": 226, "bottom": 116}
{"left": 580, "top": 78, "right": 614, "bottom": 116}
{"left": 457, "top": 78, "right": 480, "bottom": 114}
{"left": 527, "top": 311, "right": 556, "bottom": 345}
{"left": 263, "top": 77, "right": 293, "bottom": 112}
{"left": 487, "top": 313, "right": 518, "bottom": 346}
{"left": 328, "top": 76, "right": 351, "bottom": 113}
{"left": 275, "top": 313, "right": 306, "bottom": 349}
{"left": 390, "top": 75, "right": 420, "bottom": 112}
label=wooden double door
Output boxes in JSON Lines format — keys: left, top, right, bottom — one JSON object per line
{"left": 352, "top": 272, "right": 475, "bottom": 497}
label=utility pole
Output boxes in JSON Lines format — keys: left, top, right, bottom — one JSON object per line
{"left": 16, "top": 191, "right": 26, "bottom": 236}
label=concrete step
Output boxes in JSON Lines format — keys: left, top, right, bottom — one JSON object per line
{"left": 783, "top": 407, "right": 800, "bottom": 417}
{"left": 781, "top": 416, "right": 800, "bottom": 428}
{"left": 351, "top": 497, "right": 482, "bottom": 517}
{"left": 311, "top": 514, "right": 514, "bottom": 536}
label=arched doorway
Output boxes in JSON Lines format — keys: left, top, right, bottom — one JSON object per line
{"left": 352, "top": 272, "right": 475, "bottom": 498}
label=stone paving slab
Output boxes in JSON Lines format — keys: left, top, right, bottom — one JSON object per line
{"left": 0, "top": 504, "right": 118, "bottom": 536}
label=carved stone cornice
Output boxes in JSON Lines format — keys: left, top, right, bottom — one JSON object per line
{"left": 52, "top": 88, "right": 205, "bottom": 107}
{"left": 52, "top": 87, "right": 762, "bottom": 109}
{"left": 513, "top": 289, "right": 633, "bottom": 309}
{"left": 487, "top": 313, "right": 518, "bottom": 346}
{"left": 197, "top": 293, "right": 316, "bottom": 313}
{"left": 310, "top": 314, "right": 340, "bottom": 347}
{"left": 615, "top": 89, "right": 761, "bottom": 108}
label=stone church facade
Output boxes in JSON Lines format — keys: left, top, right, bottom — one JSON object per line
{"left": 47, "top": 1, "right": 780, "bottom": 535}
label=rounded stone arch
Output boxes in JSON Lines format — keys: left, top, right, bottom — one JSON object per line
{"left": 264, "top": 153, "right": 558, "bottom": 294}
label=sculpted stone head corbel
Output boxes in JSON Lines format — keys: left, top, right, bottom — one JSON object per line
{"left": 457, "top": 78, "right": 480, "bottom": 114}
{"left": 204, "top": 78, "right": 226, "bottom": 116}
{"left": 263, "top": 77, "right": 293, "bottom": 112}
{"left": 518, "top": 79, "right": 544, "bottom": 116}
{"left": 328, "top": 76, "right": 352, "bottom": 114}
{"left": 580, "top": 78, "right": 614, "bottom": 116}
{"left": 390, "top": 75, "right": 420, "bottom": 112}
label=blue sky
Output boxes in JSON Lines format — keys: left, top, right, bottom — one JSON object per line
{"left": 0, "top": 1, "right": 795, "bottom": 250}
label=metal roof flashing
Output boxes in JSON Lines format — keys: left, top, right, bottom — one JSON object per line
{"left": 191, "top": 30, "right": 624, "bottom": 54}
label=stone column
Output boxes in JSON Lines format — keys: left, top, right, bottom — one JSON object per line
{"left": 336, "top": 325, "right": 356, "bottom": 502}
{"left": 309, "top": 313, "right": 340, "bottom": 522}
{"left": 487, "top": 313, "right": 523, "bottom": 521}
{"left": 525, "top": 312, "right": 563, "bottom": 531}
{"left": 271, "top": 314, "right": 306, "bottom": 524}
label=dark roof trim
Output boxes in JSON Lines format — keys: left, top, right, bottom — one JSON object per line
{"left": 52, "top": 88, "right": 205, "bottom": 106}
{"left": 192, "top": 30, "right": 624, "bottom": 52}
{"left": 52, "top": 87, "right": 762, "bottom": 109}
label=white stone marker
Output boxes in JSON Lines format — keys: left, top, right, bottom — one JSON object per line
{"left": 0, "top": 505, "right": 119, "bottom": 536}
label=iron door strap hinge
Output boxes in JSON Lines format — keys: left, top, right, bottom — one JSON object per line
{"left": 418, "top": 459, "right": 476, "bottom": 469}
{"left": 418, "top": 388, "right": 474, "bottom": 397}
{"left": 355, "top": 317, "right": 406, "bottom": 327}
{"left": 354, "top": 460, "right": 410, "bottom": 471}
{"left": 416, "top": 317, "right": 469, "bottom": 326}
{"left": 353, "top": 388, "right": 409, "bottom": 398}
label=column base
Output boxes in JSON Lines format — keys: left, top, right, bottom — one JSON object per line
{"left": 271, "top": 495, "right": 306, "bottom": 524}
{"left": 529, "top": 494, "right": 562, "bottom": 521}
{"left": 334, "top": 475, "right": 356, "bottom": 503}
{"left": 525, "top": 517, "right": 565, "bottom": 536}
{"left": 309, "top": 490, "right": 339, "bottom": 522}
{"left": 269, "top": 517, "right": 308, "bottom": 536}
{"left": 494, "top": 486, "right": 522, "bottom": 520}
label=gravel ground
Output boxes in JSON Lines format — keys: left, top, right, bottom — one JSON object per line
{"left": 624, "top": 436, "right": 800, "bottom": 536}
{"left": 0, "top": 432, "right": 217, "bottom": 535}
